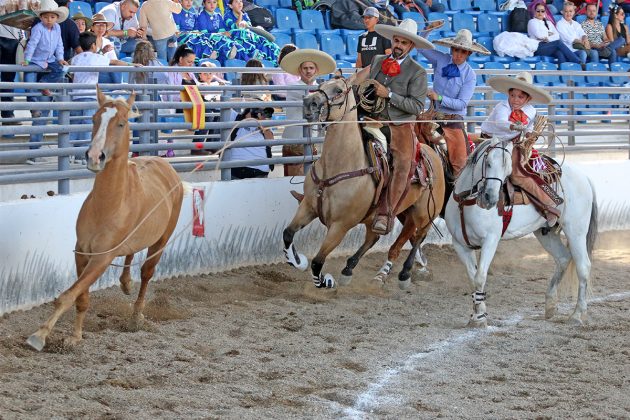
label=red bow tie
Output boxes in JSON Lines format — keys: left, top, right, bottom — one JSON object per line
{"left": 509, "top": 109, "right": 529, "bottom": 125}
{"left": 381, "top": 57, "right": 401, "bottom": 77}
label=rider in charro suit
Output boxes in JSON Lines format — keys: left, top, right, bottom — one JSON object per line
{"left": 353, "top": 19, "right": 434, "bottom": 234}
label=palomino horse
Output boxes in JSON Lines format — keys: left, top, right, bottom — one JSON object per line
{"left": 282, "top": 76, "right": 445, "bottom": 289}
{"left": 27, "top": 88, "right": 184, "bottom": 351}
{"left": 445, "top": 138, "right": 597, "bottom": 327}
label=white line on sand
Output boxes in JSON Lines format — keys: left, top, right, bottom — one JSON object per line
{"left": 342, "top": 291, "right": 630, "bottom": 418}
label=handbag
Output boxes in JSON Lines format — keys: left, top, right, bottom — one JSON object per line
{"left": 572, "top": 40, "right": 588, "bottom": 50}
{"left": 598, "top": 46, "right": 612, "bottom": 58}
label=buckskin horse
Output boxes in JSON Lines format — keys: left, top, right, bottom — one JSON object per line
{"left": 27, "top": 87, "right": 184, "bottom": 351}
{"left": 282, "top": 75, "right": 445, "bottom": 289}
{"left": 444, "top": 137, "right": 598, "bottom": 327}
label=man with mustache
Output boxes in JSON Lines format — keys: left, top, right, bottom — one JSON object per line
{"left": 353, "top": 19, "right": 433, "bottom": 235}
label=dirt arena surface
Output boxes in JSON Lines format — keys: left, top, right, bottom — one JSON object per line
{"left": 1, "top": 230, "right": 629, "bottom": 419}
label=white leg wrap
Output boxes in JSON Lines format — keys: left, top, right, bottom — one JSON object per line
{"left": 378, "top": 260, "right": 393, "bottom": 275}
{"left": 284, "top": 243, "right": 308, "bottom": 271}
{"left": 313, "top": 273, "right": 335, "bottom": 289}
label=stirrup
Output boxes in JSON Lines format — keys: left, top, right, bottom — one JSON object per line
{"left": 372, "top": 214, "right": 392, "bottom": 235}
{"left": 363, "top": 126, "right": 387, "bottom": 153}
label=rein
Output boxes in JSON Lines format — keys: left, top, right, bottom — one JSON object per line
{"left": 315, "top": 77, "right": 357, "bottom": 124}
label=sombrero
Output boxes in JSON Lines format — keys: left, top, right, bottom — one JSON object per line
{"left": 36, "top": 0, "right": 69, "bottom": 23}
{"left": 280, "top": 49, "right": 336, "bottom": 76}
{"left": 434, "top": 29, "right": 491, "bottom": 55}
{"left": 487, "top": 72, "right": 552, "bottom": 104}
{"left": 91, "top": 13, "right": 115, "bottom": 31}
{"left": 72, "top": 12, "right": 92, "bottom": 29}
{"left": 375, "top": 19, "right": 434, "bottom": 50}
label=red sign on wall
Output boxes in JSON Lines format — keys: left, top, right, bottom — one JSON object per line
{"left": 192, "top": 188, "right": 205, "bottom": 237}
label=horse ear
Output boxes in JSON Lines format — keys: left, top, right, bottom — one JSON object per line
{"left": 127, "top": 91, "right": 136, "bottom": 108}
{"left": 96, "top": 85, "right": 106, "bottom": 105}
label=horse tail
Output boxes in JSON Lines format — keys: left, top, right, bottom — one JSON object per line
{"left": 182, "top": 181, "right": 194, "bottom": 195}
{"left": 585, "top": 177, "right": 598, "bottom": 258}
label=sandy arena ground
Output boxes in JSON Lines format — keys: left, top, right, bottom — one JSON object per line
{"left": 0, "top": 230, "right": 629, "bottom": 419}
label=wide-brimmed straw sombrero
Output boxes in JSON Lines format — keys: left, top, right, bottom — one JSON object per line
{"left": 37, "top": 0, "right": 69, "bottom": 23}
{"left": 375, "top": 19, "right": 434, "bottom": 50}
{"left": 280, "top": 49, "right": 336, "bottom": 76}
{"left": 72, "top": 12, "right": 92, "bottom": 29}
{"left": 434, "top": 29, "right": 491, "bottom": 55}
{"left": 91, "top": 13, "right": 115, "bottom": 31}
{"left": 487, "top": 71, "right": 552, "bottom": 104}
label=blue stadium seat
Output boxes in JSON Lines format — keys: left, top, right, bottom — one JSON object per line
{"left": 261, "top": 59, "right": 276, "bottom": 68}
{"left": 482, "top": 61, "right": 505, "bottom": 82}
{"left": 473, "top": 0, "right": 496, "bottom": 11}
{"left": 320, "top": 33, "right": 346, "bottom": 58}
{"left": 560, "top": 62, "right": 586, "bottom": 85}
{"left": 224, "top": 59, "right": 247, "bottom": 83}
{"left": 256, "top": 0, "right": 280, "bottom": 8}
{"left": 279, "top": 0, "right": 292, "bottom": 7}
{"left": 585, "top": 62, "right": 610, "bottom": 85}
{"left": 95, "top": 2, "right": 109, "bottom": 13}
{"left": 477, "top": 13, "right": 501, "bottom": 35}
{"left": 586, "top": 92, "right": 612, "bottom": 119}
{"left": 492, "top": 55, "right": 515, "bottom": 64}
{"left": 448, "top": 0, "right": 472, "bottom": 12}
{"left": 609, "top": 62, "right": 630, "bottom": 85}
{"left": 323, "top": 9, "right": 332, "bottom": 30}
{"left": 601, "top": 15, "right": 610, "bottom": 27}
{"left": 69, "top": 1, "right": 93, "bottom": 17}
{"left": 300, "top": 9, "right": 325, "bottom": 30}
{"left": 199, "top": 58, "right": 221, "bottom": 67}
{"left": 509, "top": 61, "right": 531, "bottom": 71}
{"left": 273, "top": 32, "right": 292, "bottom": 48}
{"left": 294, "top": 32, "right": 318, "bottom": 49}
{"left": 276, "top": 8, "right": 300, "bottom": 31}
{"left": 476, "top": 36, "right": 494, "bottom": 54}
{"left": 401, "top": 11, "right": 424, "bottom": 28}
{"left": 468, "top": 61, "right": 484, "bottom": 86}
{"left": 336, "top": 60, "right": 353, "bottom": 70}
{"left": 345, "top": 31, "right": 361, "bottom": 57}
{"left": 534, "top": 61, "right": 560, "bottom": 85}
{"left": 575, "top": 14, "right": 587, "bottom": 23}
{"left": 452, "top": 13, "right": 476, "bottom": 33}
{"left": 427, "top": 12, "right": 450, "bottom": 32}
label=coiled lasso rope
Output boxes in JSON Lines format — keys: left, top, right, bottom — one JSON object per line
{"left": 356, "top": 79, "right": 387, "bottom": 115}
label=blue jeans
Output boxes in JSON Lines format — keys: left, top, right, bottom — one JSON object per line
{"left": 98, "top": 70, "right": 123, "bottom": 84}
{"left": 150, "top": 35, "right": 177, "bottom": 62}
{"left": 608, "top": 36, "right": 626, "bottom": 63}
{"left": 414, "top": 0, "right": 445, "bottom": 17}
{"left": 70, "top": 98, "right": 97, "bottom": 159}
{"left": 25, "top": 62, "right": 65, "bottom": 149}
{"left": 535, "top": 40, "right": 580, "bottom": 64}
{"left": 574, "top": 48, "right": 599, "bottom": 64}
{"left": 108, "top": 36, "right": 138, "bottom": 57}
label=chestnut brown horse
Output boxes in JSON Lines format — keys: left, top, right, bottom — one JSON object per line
{"left": 27, "top": 88, "right": 184, "bottom": 351}
{"left": 282, "top": 76, "right": 445, "bottom": 289}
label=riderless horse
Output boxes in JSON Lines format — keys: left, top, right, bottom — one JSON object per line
{"left": 27, "top": 87, "right": 184, "bottom": 351}
{"left": 445, "top": 137, "right": 597, "bottom": 327}
{"left": 282, "top": 75, "right": 445, "bottom": 289}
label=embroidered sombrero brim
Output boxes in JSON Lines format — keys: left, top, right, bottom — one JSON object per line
{"left": 375, "top": 23, "right": 434, "bottom": 50}
{"left": 487, "top": 76, "right": 552, "bottom": 104}
{"left": 433, "top": 37, "right": 491, "bottom": 55}
{"left": 280, "top": 49, "right": 336, "bottom": 76}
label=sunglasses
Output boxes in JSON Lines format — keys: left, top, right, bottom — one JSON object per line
{"left": 536, "top": 9, "right": 546, "bottom": 12}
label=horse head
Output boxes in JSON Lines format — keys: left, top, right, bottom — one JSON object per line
{"left": 303, "top": 75, "right": 354, "bottom": 123}
{"left": 87, "top": 86, "right": 136, "bottom": 173}
{"left": 476, "top": 139, "right": 514, "bottom": 209}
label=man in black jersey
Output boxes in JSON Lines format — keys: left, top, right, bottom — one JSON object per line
{"left": 355, "top": 7, "right": 392, "bottom": 68}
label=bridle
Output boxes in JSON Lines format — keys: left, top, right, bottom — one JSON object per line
{"left": 313, "top": 76, "right": 356, "bottom": 123}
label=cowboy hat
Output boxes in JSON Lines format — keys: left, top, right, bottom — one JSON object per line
{"left": 487, "top": 72, "right": 552, "bottom": 104}
{"left": 280, "top": 49, "right": 336, "bottom": 76}
{"left": 36, "top": 0, "right": 69, "bottom": 23}
{"left": 72, "top": 12, "right": 92, "bottom": 29}
{"left": 91, "top": 13, "right": 115, "bottom": 31}
{"left": 433, "top": 29, "right": 491, "bottom": 55}
{"left": 375, "top": 19, "right": 434, "bottom": 50}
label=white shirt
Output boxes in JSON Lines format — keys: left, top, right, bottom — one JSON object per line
{"left": 70, "top": 52, "right": 111, "bottom": 99}
{"left": 227, "top": 125, "right": 269, "bottom": 172}
{"left": 101, "top": 1, "right": 140, "bottom": 31}
{"left": 528, "top": 18, "right": 560, "bottom": 42}
{"left": 480, "top": 101, "right": 536, "bottom": 141}
{"left": 556, "top": 18, "right": 587, "bottom": 51}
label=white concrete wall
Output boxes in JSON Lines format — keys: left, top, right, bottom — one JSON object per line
{"left": 1, "top": 161, "right": 628, "bottom": 315}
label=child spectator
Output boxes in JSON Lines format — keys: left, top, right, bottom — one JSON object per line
{"left": 241, "top": 58, "right": 270, "bottom": 101}
{"left": 22, "top": 0, "right": 69, "bottom": 161}
{"left": 128, "top": 40, "right": 164, "bottom": 85}
{"left": 192, "top": 61, "right": 227, "bottom": 154}
{"left": 174, "top": 0, "right": 198, "bottom": 34}
{"left": 69, "top": 31, "right": 137, "bottom": 164}
{"left": 72, "top": 12, "right": 92, "bottom": 33}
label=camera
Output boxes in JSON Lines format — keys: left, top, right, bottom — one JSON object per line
{"left": 250, "top": 107, "right": 274, "bottom": 119}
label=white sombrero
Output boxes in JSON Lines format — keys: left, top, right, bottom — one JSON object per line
{"left": 280, "top": 49, "right": 336, "bottom": 76}
{"left": 487, "top": 72, "right": 552, "bottom": 104}
{"left": 434, "top": 29, "right": 491, "bottom": 55}
{"left": 375, "top": 19, "right": 434, "bottom": 50}
{"left": 37, "top": 0, "right": 69, "bottom": 23}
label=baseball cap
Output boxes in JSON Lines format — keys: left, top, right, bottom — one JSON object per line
{"left": 363, "top": 7, "right": 379, "bottom": 18}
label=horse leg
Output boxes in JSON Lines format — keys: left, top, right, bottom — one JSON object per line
{"left": 119, "top": 254, "right": 134, "bottom": 295}
{"left": 374, "top": 213, "right": 416, "bottom": 285}
{"left": 465, "top": 237, "right": 501, "bottom": 328}
{"left": 534, "top": 230, "right": 572, "bottom": 320}
{"left": 564, "top": 229, "right": 592, "bottom": 326}
{"left": 283, "top": 203, "right": 317, "bottom": 271}
{"left": 65, "top": 291, "right": 90, "bottom": 347}
{"left": 129, "top": 242, "right": 165, "bottom": 331}
{"left": 339, "top": 228, "right": 380, "bottom": 286}
{"left": 398, "top": 236, "right": 423, "bottom": 290}
{"left": 311, "top": 223, "right": 350, "bottom": 289}
{"left": 26, "top": 256, "right": 113, "bottom": 351}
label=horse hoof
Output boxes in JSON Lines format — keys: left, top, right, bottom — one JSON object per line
{"left": 285, "top": 244, "right": 308, "bottom": 271}
{"left": 545, "top": 306, "right": 556, "bottom": 320}
{"left": 63, "top": 336, "right": 82, "bottom": 348}
{"left": 26, "top": 334, "right": 45, "bottom": 352}
{"left": 398, "top": 278, "right": 411, "bottom": 290}
{"left": 128, "top": 314, "right": 145, "bottom": 332}
{"left": 338, "top": 273, "right": 352, "bottom": 286}
{"left": 567, "top": 314, "right": 584, "bottom": 326}
{"left": 415, "top": 249, "right": 428, "bottom": 267}
{"left": 314, "top": 273, "right": 335, "bottom": 289}
{"left": 467, "top": 318, "right": 488, "bottom": 329}
{"left": 416, "top": 266, "right": 429, "bottom": 275}
{"left": 120, "top": 280, "right": 132, "bottom": 295}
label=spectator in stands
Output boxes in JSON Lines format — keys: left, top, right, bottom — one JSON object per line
{"left": 22, "top": 0, "right": 69, "bottom": 161}
{"left": 72, "top": 12, "right": 92, "bottom": 33}
{"left": 128, "top": 39, "right": 164, "bottom": 84}
{"left": 227, "top": 106, "right": 275, "bottom": 179}
{"left": 91, "top": 13, "right": 123, "bottom": 84}
{"left": 223, "top": 0, "right": 280, "bottom": 65}
{"left": 69, "top": 31, "right": 138, "bottom": 163}
{"left": 190, "top": 0, "right": 243, "bottom": 63}
{"left": 101, "top": 0, "right": 144, "bottom": 57}
{"left": 528, "top": 3, "right": 582, "bottom": 64}
{"left": 241, "top": 58, "right": 271, "bottom": 101}
{"left": 557, "top": 1, "right": 596, "bottom": 64}
{"left": 391, "top": 0, "right": 445, "bottom": 25}
{"left": 55, "top": 0, "right": 82, "bottom": 61}
{"left": 271, "top": 44, "right": 300, "bottom": 100}
{"left": 279, "top": 49, "right": 335, "bottom": 177}
{"left": 138, "top": 0, "right": 182, "bottom": 62}
{"left": 605, "top": 4, "right": 630, "bottom": 58}
{"left": 418, "top": 29, "right": 490, "bottom": 176}
{"left": 616, "top": 0, "right": 630, "bottom": 14}
{"left": 356, "top": 7, "right": 392, "bottom": 69}
{"left": 0, "top": 24, "right": 21, "bottom": 125}
{"left": 582, "top": 3, "right": 618, "bottom": 63}
{"left": 173, "top": 0, "right": 198, "bottom": 36}
{"left": 330, "top": 0, "right": 364, "bottom": 30}
{"left": 192, "top": 61, "right": 226, "bottom": 152}
{"left": 480, "top": 72, "right": 559, "bottom": 226}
